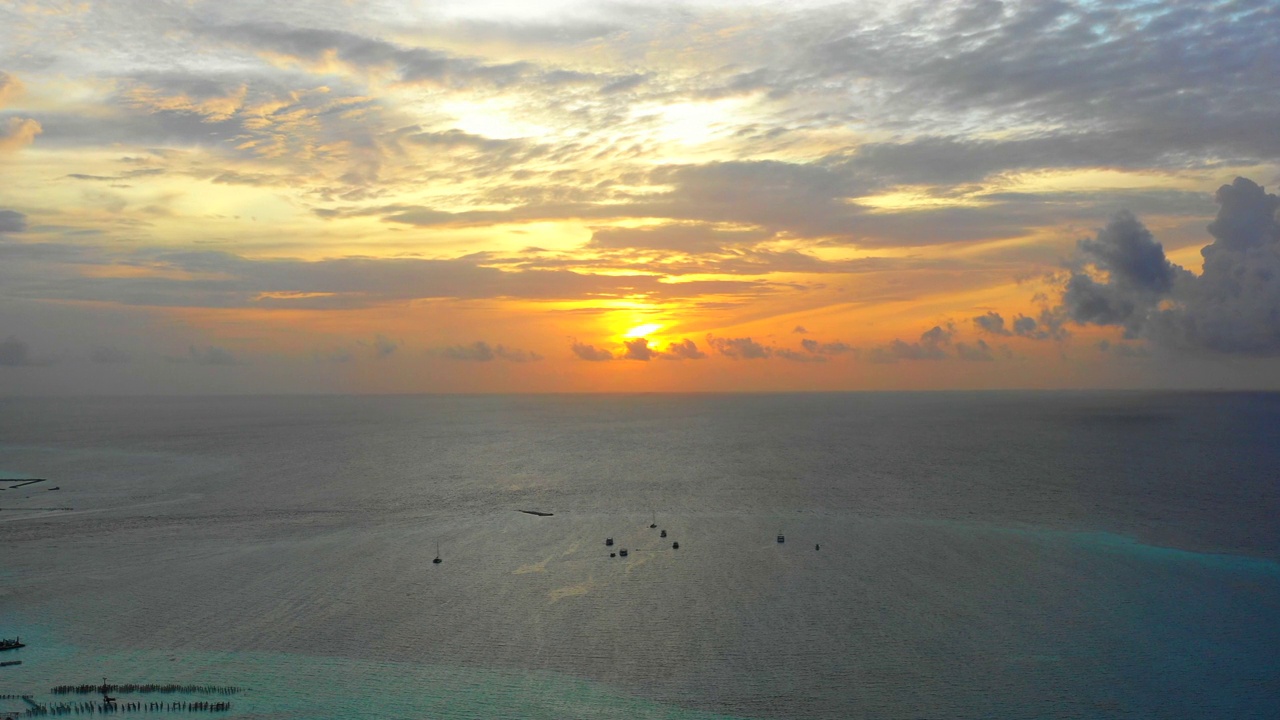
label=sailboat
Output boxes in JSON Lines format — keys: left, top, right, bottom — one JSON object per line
{"left": 433, "top": 540, "right": 442, "bottom": 564}
{"left": 649, "top": 510, "right": 657, "bottom": 529}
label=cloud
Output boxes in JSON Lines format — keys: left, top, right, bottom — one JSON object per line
{"left": 869, "top": 325, "right": 952, "bottom": 363}
{"left": 440, "top": 340, "right": 541, "bottom": 362}
{"left": 588, "top": 224, "right": 772, "bottom": 252}
{"left": 0, "top": 210, "right": 26, "bottom": 234}
{"left": 955, "top": 339, "right": 995, "bottom": 362}
{"left": 661, "top": 338, "right": 707, "bottom": 360}
{"left": 0, "top": 117, "right": 41, "bottom": 153}
{"left": 973, "top": 311, "right": 1010, "bottom": 336}
{"left": 0, "top": 247, "right": 776, "bottom": 310}
{"left": 622, "top": 337, "right": 657, "bottom": 361}
{"left": 706, "top": 335, "right": 771, "bottom": 360}
{"left": 570, "top": 341, "right": 612, "bottom": 361}
{"left": 1050, "top": 177, "right": 1280, "bottom": 356}
{"left": 800, "top": 338, "right": 855, "bottom": 356}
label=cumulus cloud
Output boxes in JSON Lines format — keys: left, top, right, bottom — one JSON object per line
{"left": 800, "top": 338, "right": 855, "bottom": 356}
{"left": 660, "top": 338, "right": 707, "bottom": 360}
{"left": 1053, "top": 177, "right": 1280, "bottom": 356}
{"left": 973, "top": 311, "right": 1010, "bottom": 336}
{"left": 0, "top": 209, "right": 26, "bottom": 234}
{"left": 706, "top": 335, "right": 771, "bottom": 360}
{"left": 974, "top": 309, "right": 1065, "bottom": 341}
{"left": 571, "top": 341, "right": 612, "bottom": 361}
{"left": 869, "top": 325, "right": 952, "bottom": 363}
{"left": 955, "top": 339, "right": 995, "bottom": 362}
{"left": 440, "top": 340, "right": 541, "bottom": 362}
{"left": 622, "top": 337, "right": 657, "bottom": 361}
{"left": 0, "top": 117, "right": 41, "bottom": 153}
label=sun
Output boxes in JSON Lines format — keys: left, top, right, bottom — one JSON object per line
{"left": 623, "top": 323, "right": 664, "bottom": 338}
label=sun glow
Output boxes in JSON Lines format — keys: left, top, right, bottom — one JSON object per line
{"left": 623, "top": 323, "right": 664, "bottom": 338}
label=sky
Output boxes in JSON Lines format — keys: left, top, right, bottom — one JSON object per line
{"left": 2, "top": 0, "right": 1279, "bottom": 394}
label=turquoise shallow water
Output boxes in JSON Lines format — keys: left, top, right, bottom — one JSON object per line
{"left": 2, "top": 393, "right": 1279, "bottom": 718}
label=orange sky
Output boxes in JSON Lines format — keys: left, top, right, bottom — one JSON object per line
{"left": 2, "top": 0, "right": 1279, "bottom": 393}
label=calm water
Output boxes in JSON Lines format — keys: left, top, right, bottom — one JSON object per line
{"left": 1, "top": 392, "right": 1278, "bottom": 718}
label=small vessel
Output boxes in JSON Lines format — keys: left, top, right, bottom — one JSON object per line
{"left": 619, "top": 549, "right": 629, "bottom": 557}
{"left": 660, "top": 530, "right": 667, "bottom": 538}
{"left": 672, "top": 541, "right": 679, "bottom": 550}
{"left": 777, "top": 532, "right": 785, "bottom": 543}
{"left": 0, "top": 637, "right": 24, "bottom": 652}
{"left": 609, "top": 552, "right": 616, "bottom": 558}
{"left": 433, "top": 541, "right": 442, "bottom": 564}
{"left": 649, "top": 511, "right": 657, "bottom": 529}
{"left": 606, "top": 537, "right": 614, "bottom": 546}
{"left": 815, "top": 544, "right": 820, "bottom": 551}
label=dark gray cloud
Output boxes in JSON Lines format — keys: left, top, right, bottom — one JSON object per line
{"left": 1053, "top": 177, "right": 1280, "bottom": 356}
{"left": 1061, "top": 210, "right": 1191, "bottom": 337}
{"left": 571, "top": 341, "right": 613, "bottom": 362}
{"left": 706, "top": 335, "right": 771, "bottom": 360}
{"left": 973, "top": 311, "right": 1010, "bottom": 336}
{"left": 0, "top": 209, "right": 26, "bottom": 233}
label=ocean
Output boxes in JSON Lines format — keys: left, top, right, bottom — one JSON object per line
{"left": 1, "top": 392, "right": 1278, "bottom": 719}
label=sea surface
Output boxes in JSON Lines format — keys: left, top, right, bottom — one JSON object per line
{"left": 1, "top": 392, "right": 1278, "bottom": 719}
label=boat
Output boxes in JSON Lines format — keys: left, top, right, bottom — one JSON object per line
{"left": 672, "top": 541, "right": 679, "bottom": 549}
{"left": 605, "top": 537, "right": 614, "bottom": 546}
{"left": 619, "top": 549, "right": 628, "bottom": 557}
{"left": 660, "top": 529, "right": 667, "bottom": 538}
{"left": 649, "top": 511, "right": 657, "bottom": 529}
{"left": 777, "top": 533, "right": 785, "bottom": 543}
{"left": 0, "top": 638, "right": 23, "bottom": 652}
{"left": 433, "top": 541, "right": 442, "bottom": 564}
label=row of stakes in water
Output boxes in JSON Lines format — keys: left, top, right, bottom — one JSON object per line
{"left": 50, "top": 687, "right": 242, "bottom": 697}
{"left": 14, "top": 700, "right": 232, "bottom": 716}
